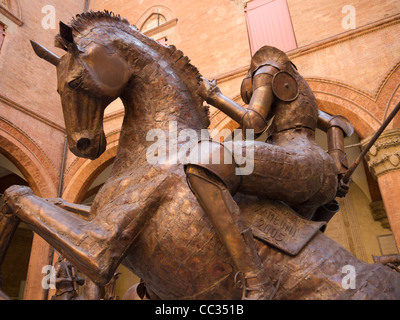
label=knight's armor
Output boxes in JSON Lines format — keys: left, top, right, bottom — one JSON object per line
{"left": 192, "top": 46, "right": 353, "bottom": 218}
{"left": 186, "top": 45, "right": 354, "bottom": 299}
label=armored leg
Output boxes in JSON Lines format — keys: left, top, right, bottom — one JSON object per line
{"left": 186, "top": 165, "right": 275, "bottom": 299}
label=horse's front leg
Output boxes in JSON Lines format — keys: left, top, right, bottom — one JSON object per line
{"left": 0, "top": 185, "right": 130, "bottom": 286}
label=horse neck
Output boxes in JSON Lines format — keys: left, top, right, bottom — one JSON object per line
{"left": 111, "top": 43, "right": 206, "bottom": 174}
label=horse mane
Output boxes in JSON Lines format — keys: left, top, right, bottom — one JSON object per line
{"left": 57, "top": 10, "right": 210, "bottom": 128}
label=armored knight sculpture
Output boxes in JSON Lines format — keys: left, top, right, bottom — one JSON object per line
{"left": 1, "top": 12, "right": 400, "bottom": 300}
{"left": 185, "top": 45, "right": 354, "bottom": 299}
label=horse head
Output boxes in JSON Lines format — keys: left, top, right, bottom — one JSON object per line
{"left": 31, "top": 21, "right": 132, "bottom": 160}
{"left": 31, "top": 10, "right": 211, "bottom": 169}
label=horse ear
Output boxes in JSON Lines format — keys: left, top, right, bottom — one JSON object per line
{"left": 54, "top": 34, "right": 68, "bottom": 51}
{"left": 59, "top": 21, "right": 74, "bottom": 45}
{"left": 59, "top": 21, "right": 84, "bottom": 54}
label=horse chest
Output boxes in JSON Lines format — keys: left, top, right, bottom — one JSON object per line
{"left": 92, "top": 167, "right": 173, "bottom": 214}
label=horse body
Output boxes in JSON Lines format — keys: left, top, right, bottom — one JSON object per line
{"left": 117, "top": 166, "right": 239, "bottom": 299}
{"left": 2, "top": 11, "right": 400, "bottom": 300}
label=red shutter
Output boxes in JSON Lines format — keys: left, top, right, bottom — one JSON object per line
{"left": 245, "top": 0, "right": 297, "bottom": 54}
{"left": 0, "top": 24, "right": 5, "bottom": 51}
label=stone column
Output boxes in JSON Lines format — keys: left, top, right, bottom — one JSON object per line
{"left": 362, "top": 129, "right": 400, "bottom": 250}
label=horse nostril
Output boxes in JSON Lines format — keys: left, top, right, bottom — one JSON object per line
{"left": 77, "top": 138, "right": 91, "bottom": 151}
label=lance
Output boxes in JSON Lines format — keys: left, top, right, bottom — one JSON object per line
{"left": 342, "top": 101, "right": 400, "bottom": 185}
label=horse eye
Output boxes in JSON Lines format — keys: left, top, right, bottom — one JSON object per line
{"left": 68, "top": 78, "right": 82, "bottom": 89}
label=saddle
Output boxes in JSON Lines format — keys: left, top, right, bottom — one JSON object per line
{"left": 237, "top": 196, "right": 326, "bottom": 256}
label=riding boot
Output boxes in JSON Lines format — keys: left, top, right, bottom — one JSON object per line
{"left": 186, "top": 166, "right": 276, "bottom": 300}
{"left": 237, "top": 228, "right": 278, "bottom": 300}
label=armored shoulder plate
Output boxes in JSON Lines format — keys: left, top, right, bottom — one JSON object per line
{"left": 272, "top": 71, "right": 300, "bottom": 102}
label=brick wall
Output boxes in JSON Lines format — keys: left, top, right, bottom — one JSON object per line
{"left": 287, "top": 0, "right": 400, "bottom": 47}
{"left": 0, "top": 0, "right": 86, "bottom": 173}
{"left": 89, "top": 0, "right": 251, "bottom": 80}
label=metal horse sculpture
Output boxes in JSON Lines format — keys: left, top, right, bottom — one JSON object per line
{"left": 1, "top": 11, "right": 400, "bottom": 300}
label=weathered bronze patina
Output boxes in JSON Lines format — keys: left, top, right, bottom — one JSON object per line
{"left": 0, "top": 11, "right": 400, "bottom": 300}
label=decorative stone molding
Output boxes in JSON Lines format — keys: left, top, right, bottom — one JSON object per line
{"left": 0, "top": 0, "right": 23, "bottom": 26}
{"left": 288, "top": 14, "right": 400, "bottom": 61}
{"left": 143, "top": 18, "right": 178, "bottom": 38}
{"left": 0, "top": 115, "right": 59, "bottom": 186}
{"left": 232, "top": 0, "right": 252, "bottom": 9}
{"left": 370, "top": 200, "right": 390, "bottom": 229}
{"left": 0, "top": 94, "right": 65, "bottom": 133}
{"left": 361, "top": 129, "right": 400, "bottom": 178}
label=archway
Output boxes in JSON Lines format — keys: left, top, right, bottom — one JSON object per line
{"left": 0, "top": 118, "right": 57, "bottom": 300}
{"left": 0, "top": 153, "right": 33, "bottom": 300}
{"left": 0, "top": 124, "right": 57, "bottom": 197}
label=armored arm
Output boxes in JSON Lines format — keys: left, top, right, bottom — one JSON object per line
{"left": 198, "top": 65, "right": 278, "bottom": 137}
{"left": 197, "top": 78, "right": 247, "bottom": 124}
{"left": 318, "top": 110, "right": 354, "bottom": 197}
{"left": 318, "top": 110, "right": 354, "bottom": 175}
{"left": 241, "top": 66, "right": 277, "bottom": 135}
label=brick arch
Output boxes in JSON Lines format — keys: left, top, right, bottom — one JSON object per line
{"left": 309, "top": 60, "right": 400, "bottom": 137}
{"left": 306, "top": 79, "right": 382, "bottom": 140}
{"left": 0, "top": 118, "right": 56, "bottom": 197}
{"left": 375, "top": 61, "right": 400, "bottom": 129}
{"left": 62, "top": 131, "right": 120, "bottom": 203}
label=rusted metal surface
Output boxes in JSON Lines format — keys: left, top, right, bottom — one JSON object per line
{"left": 373, "top": 254, "right": 400, "bottom": 265}
{"left": 248, "top": 200, "right": 326, "bottom": 256}
{"left": 0, "top": 11, "right": 399, "bottom": 300}
{"left": 373, "top": 254, "right": 400, "bottom": 273}
{"left": 52, "top": 257, "right": 84, "bottom": 300}
{"left": 271, "top": 71, "right": 299, "bottom": 102}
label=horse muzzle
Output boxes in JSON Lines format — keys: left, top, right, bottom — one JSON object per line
{"left": 69, "top": 131, "right": 107, "bottom": 160}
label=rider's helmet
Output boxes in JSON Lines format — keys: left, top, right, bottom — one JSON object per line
{"left": 250, "top": 45, "right": 291, "bottom": 76}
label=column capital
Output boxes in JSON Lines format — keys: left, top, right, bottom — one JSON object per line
{"left": 361, "top": 129, "right": 400, "bottom": 178}
{"left": 370, "top": 200, "right": 390, "bottom": 229}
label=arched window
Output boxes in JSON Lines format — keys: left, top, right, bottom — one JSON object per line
{"left": 141, "top": 11, "right": 167, "bottom": 33}
{"left": 0, "top": 0, "right": 11, "bottom": 10}
{"left": 136, "top": 6, "right": 178, "bottom": 45}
